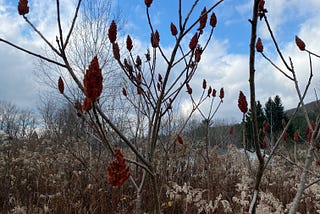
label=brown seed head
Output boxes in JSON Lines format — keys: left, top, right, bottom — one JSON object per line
{"left": 198, "top": 7, "right": 208, "bottom": 33}
{"left": 189, "top": 33, "right": 198, "bottom": 50}
{"left": 58, "top": 76, "right": 64, "bottom": 94}
{"left": 256, "top": 37, "right": 263, "bottom": 52}
{"left": 122, "top": 88, "right": 127, "bottom": 97}
{"left": 83, "top": 97, "right": 92, "bottom": 111}
{"left": 186, "top": 83, "right": 192, "bottom": 95}
{"left": 207, "top": 86, "right": 212, "bottom": 97}
{"left": 295, "top": 36, "right": 306, "bottom": 51}
{"left": 195, "top": 46, "right": 202, "bottom": 62}
{"left": 262, "top": 139, "right": 267, "bottom": 148}
{"left": 202, "top": 79, "right": 207, "bottom": 90}
{"left": 113, "top": 42, "right": 120, "bottom": 60}
{"left": 210, "top": 12, "right": 217, "bottom": 28}
{"left": 84, "top": 56, "right": 103, "bottom": 102}
{"left": 158, "top": 74, "right": 163, "bottom": 83}
{"left": 144, "top": 0, "right": 153, "bottom": 8}
{"left": 18, "top": 0, "right": 29, "bottom": 15}
{"left": 135, "top": 56, "right": 142, "bottom": 68}
{"left": 170, "top": 23, "right": 178, "bottom": 36}
{"left": 107, "top": 149, "right": 130, "bottom": 186}
{"left": 238, "top": 91, "right": 248, "bottom": 113}
{"left": 294, "top": 129, "right": 299, "bottom": 143}
{"left": 258, "top": 0, "right": 266, "bottom": 12}
{"left": 126, "top": 35, "right": 133, "bottom": 51}
{"left": 151, "top": 30, "right": 160, "bottom": 48}
{"left": 212, "top": 89, "right": 216, "bottom": 97}
{"left": 177, "top": 134, "right": 183, "bottom": 144}
{"left": 108, "top": 20, "right": 117, "bottom": 43}
{"left": 219, "top": 87, "right": 224, "bottom": 99}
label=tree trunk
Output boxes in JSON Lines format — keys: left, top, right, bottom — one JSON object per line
{"left": 248, "top": 0, "right": 265, "bottom": 213}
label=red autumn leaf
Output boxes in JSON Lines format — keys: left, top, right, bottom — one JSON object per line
{"left": 144, "top": 0, "right": 153, "bottom": 8}
{"left": 170, "top": 23, "right": 178, "bottom": 36}
{"left": 84, "top": 56, "right": 103, "bottom": 102}
{"left": 210, "top": 12, "right": 217, "bottom": 28}
{"left": 198, "top": 7, "right": 208, "bottom": 33}
{"left": 186, "top": 83, "right": 192, "bottom": 95}
{"left": 58, "top": 76, "right": 64, "bottom": 94}
{"left": 18, "top": 0, "right": 29, "bottom": 15}
{"left": 177, "top": 134, "right": 183, "bottom": 144}
{"left": 189, "top": 33, "right": 198, "bottom": 50}
{"left": 122, "top": 87, "right": 127, "bottom": 97}
{"left": 256, "top": 37, "right": 263, "bottom": 52}
{"left": 295, "top": 36, "right": 305, "bottom": 51}
{"left": 108, "top": 20, "right": 117, "bottom": 43}
{"left": 151, "top": 30, "right": 160, "bottom": 48}
{"left": 113, "top": 42, "right": 120, "bottom": 60}
{"left": 238, "top": 91, "right": 248, "bottom": 113}
{"left": 126, "top": 35, "right": 133, "bottom": 51}
{"left": 294, "top": 129, "right": 299, "bottom": 143}
{"left": 107, "top": 149, "right": 130, "bottom": 186}
{"left": 219, "top": 87, "right": 224, "bottom": 99}
{"left": 202, "top": 79, "right": 207, "bottom": 90}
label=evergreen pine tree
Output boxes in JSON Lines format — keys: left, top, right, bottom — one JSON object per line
{"left": 264, "top": 95, "right": 288, "bottom": 138}
{"left": 245, "top": 101, "right": 266, "bottom": 150}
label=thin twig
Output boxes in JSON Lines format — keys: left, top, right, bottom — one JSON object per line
{"left": 261, "top": 53, "right": 294, "bottom": 81}
{"left": 263, "top": 15, "right": 292, "bottom": 72}
{"left": 0, "top": 38, "right": 66, "bottom": 68}
{"left": 64, "top": 0, "right": 82, "bottom": 49}
{"left": 56, "top": 0, "right": 64, "bottom": 50}
{"left": 23, "top": 16, "right": 61, "bottom": 56}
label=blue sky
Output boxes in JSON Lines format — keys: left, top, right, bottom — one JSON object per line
{"left": 115, "top": 0, "right": 251, "bottom": 54}
{"left": 1, "top": 0, "right": 320, "bottom": 122}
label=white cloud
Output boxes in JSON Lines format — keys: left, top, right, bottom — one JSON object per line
{"left": 0, "top": 0, "right": 77, "bottom": 109}
{"left": 1, "top": 0, "right": 320, "bottom": 124}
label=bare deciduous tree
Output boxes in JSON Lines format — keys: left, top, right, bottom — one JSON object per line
{"left": 1, "top": 0, "right": 224, "bottom": 213}
{"left": 246, "top": 0, "right": 320, "bottom": 213}
{"left": 0, "top": 100, "right": 36, "bottom": 139}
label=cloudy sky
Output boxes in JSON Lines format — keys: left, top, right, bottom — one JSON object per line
{"left": 1, "top": 0, "right": 320, "bottom": 122}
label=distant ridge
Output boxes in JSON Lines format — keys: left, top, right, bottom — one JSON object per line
{"left": 286, "top": 100, "right": 320, "bottom": 116}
